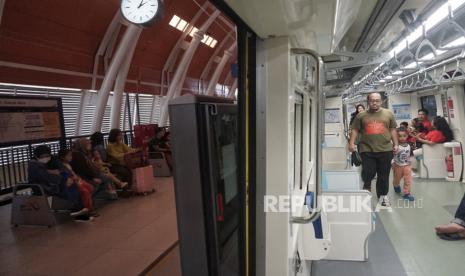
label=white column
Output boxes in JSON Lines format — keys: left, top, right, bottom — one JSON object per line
{"left": 91, "top": 24, "right": 141, "bottom": 133}
{"left": 92, "top": 12, "right": 122, "bottom": 90}
{"left": 159, "top": 10, "right": 221, "bottom": 126}
{"left": 110, "top": 28, "right": 142, "bottom": 129}
{"left": 227, "top": 79, "right": 238, "bottom": 98}
{"left": 74, "top": 89, "right": 87, "bottom": 135}
{"left": 206, "top": 43, "right": 236, "bottom": 96}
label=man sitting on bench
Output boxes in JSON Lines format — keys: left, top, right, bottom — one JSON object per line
{"left": 27, "top": 145, "right": 91, "bottom": 221}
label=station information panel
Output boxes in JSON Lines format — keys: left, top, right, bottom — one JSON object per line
{"left": 0, "top": 95, "right": 66, "bottom": 147}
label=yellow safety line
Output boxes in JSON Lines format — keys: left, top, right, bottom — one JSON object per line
{"left": 244, "top": 35, "right": 250, "bottom": 276}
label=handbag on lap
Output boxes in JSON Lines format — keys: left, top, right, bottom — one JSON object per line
{"left": 124, "top": 151, "right": 146, "bottom": 169}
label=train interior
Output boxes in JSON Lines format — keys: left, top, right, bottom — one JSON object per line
{"left": 0, "top": 0, "right": 465, "bottom": 275}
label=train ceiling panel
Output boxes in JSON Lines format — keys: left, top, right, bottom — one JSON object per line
{"left": 224, "top": 0, "right": 338, "bottom": 54}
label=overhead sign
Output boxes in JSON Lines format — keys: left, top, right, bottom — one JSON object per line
{"left": 0, "top": 96, "right": 66, "bottom": 147}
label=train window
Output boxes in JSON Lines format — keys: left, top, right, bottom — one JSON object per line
{"left": 294, "top": 93, "right": 304, "bottom": 190}
{"left": 420, "top": 95, "right": 437, "bottom": 118}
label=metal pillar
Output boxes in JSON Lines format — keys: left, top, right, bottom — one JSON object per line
{"left": 91, "top": 24, "right": 141, "bottom": 133}
{"left": 159, "top": 10, "right": 221, "bottom": 126}
{"left": 110, "top": 27, "right": 142, "bottom": 129}
{"left": 227, "top": 79, "right": 238, "bottom": 98}
{"left": 206, "top": 43, "right": 236, "bottom": 96}
{"left": 199, "top": 31, "right": 234, "bottom": 93}
{"left": 161, "top": 1, "right": 209, "bottom": 95}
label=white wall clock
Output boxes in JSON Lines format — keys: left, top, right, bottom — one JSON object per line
{"left": 121, "top": 0, "right": 164, "bottom": 27}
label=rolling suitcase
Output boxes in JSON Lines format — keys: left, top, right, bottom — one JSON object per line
{"left": 132, "top": 165, "right": 156, "bottom": 195}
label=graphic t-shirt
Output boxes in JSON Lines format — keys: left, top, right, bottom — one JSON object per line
{"left": 425, "top": 130, "right": 446, "bottom": 143}
{"left": 393, "top": 144, "right": 411, "bottom": 166}
{"left": 352, "top": 108, "right": 397, "bottom": 153}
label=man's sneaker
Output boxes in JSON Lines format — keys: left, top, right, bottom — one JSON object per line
{"left": 70, "top": 208, "right": 89, "bottom": 217}
{"left": 381, "top": 196, "right": 391, "bottom": 207}
{"left": 74, "top": 214, "right": 93, "bottom": 222}
{"left": 394, "top": 186, "right": 401, "bottom": 194}
{"left": 402, "top": 194, "right": 415, "bottom": 201}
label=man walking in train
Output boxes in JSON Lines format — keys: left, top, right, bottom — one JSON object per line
{"left": 349, "top": 92, "right": 398, "bottom": 207}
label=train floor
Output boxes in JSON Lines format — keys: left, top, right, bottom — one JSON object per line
{"left": 313, "top": 176, "right": 465, "bottom": 276}
{"left": 0, "top": 177, "right": 178, "bottom": 276}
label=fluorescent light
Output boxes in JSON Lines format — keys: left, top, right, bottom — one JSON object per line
{"left": 425, "top": 3, "right": 449, "bottom": 31}
{"left": 407, "top": 28, "right": 422, "bottom": 44}
{"left": 450, "top": 0, "right": 465, "bottom": 11}
{"left": 378, "top": 80, "right": 386, "bottom": 83}
{"left": 384, "top": 75, "right": 394, "bottom": 80}
{"left": 168, "top": 15, "right": 219, "bottom": 48}
{"left": 393, "top": 70, "right": 403, "bottom": 75}
{"left": 210, "top": 39, "right": 218, "bottom": 48}
{"left": 169, "top": 15, "right": 181, "bottom": 27}
{"left": 176, "top": 19, "right": 187, "bottom": 31}
{"left": 389, "top": 38, "right": 407, "bottom": 58}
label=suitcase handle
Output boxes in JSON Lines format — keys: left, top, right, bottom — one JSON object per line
{"left": 13, "top": 183, "right": 46, "bottom": 196}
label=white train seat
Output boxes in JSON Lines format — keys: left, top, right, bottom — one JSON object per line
{"left": 415, "top": 144, "right": 447, "bottom": 179}
{"left": 322, "top": 190, "right": 374, "bottom": 261}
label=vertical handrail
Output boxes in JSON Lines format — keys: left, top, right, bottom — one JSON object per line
{"left": 290, "top": 48, "right": 324, "bottom": 223}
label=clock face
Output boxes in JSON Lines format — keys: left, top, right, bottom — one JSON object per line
{"left": 121, "top": 0, "right": 159, "bottom": 25}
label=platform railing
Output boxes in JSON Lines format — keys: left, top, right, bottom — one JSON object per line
{"left": 0, "top": 131, "right": 133, "bottom": 195}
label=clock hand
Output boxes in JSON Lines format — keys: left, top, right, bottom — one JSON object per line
{"left": 138, "top": 0, "right": 148, "bottom": 8}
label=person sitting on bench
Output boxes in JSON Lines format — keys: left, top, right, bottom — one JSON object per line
{"left": 148, "top": 127, "right": 173, "bottom": 170}
{"left": 27, "top": 145, "right": 90, "bottom": 221}
{"left": 435, "top": 192, "right": 465, "bottom": 240}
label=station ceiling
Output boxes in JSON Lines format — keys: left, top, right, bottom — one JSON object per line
{"left": 0, "top": 0, "right": 236, "bottom": 94}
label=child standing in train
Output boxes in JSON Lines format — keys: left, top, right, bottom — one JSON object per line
{"left": 392, "top": 128, "right": 415, "bottom": 201}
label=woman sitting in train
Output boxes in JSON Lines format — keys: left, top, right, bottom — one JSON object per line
{"left": 71, "top": 138, "right": 118, "bottom": 200}
{"left": 106, "top": 128, "right": 136, "bottom": 187}
{"left": 414, "top": 116, "right": 454, "bottom": 145}
{"left": 435, "top": 192, "right": 465, "bottom": 240}
{"left": 412, "top": 116, "right": 454, "bottom": 161}
{"left": 90, "top": 131, "right": 107, "bottom": 162}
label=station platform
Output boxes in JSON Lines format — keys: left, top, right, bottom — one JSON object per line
{"left": 0, "top": 177, "right": 178, "bottom": 276}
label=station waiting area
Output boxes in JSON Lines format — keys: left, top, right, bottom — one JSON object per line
{"left": 0, "top": 177, "right": 179, "bottom": 276}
